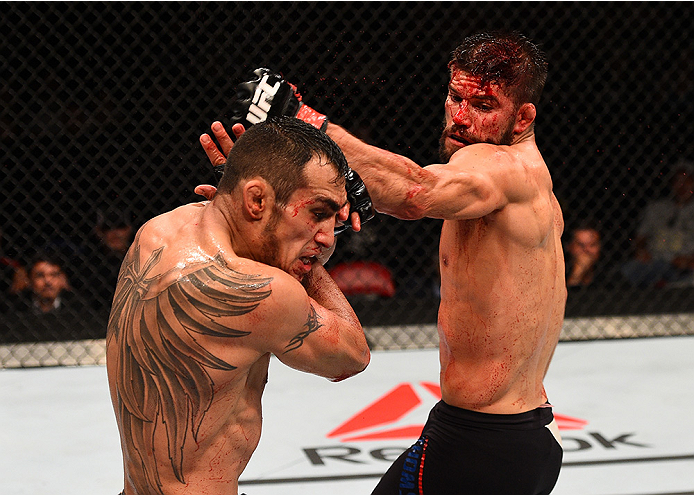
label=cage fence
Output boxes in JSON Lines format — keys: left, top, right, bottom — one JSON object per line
{"left": 2, "top": 2, "right": 693, "bottom": 367}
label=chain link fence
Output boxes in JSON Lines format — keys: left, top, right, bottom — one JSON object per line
{"left": 2, "top": 2, "right": 693, "bottom": 367}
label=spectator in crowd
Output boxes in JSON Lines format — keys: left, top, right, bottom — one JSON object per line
{"left": 565, "top": 222, "right": 602, "bottom": 288}
{"left": 96, "top": 209, "right": 134, "bottom": 258}
{"left": 1, "top": 253, "right": 95, "bottom": 343}
{"left": 562, "top": 221, "right": 633, "bottom": 317}
{"left": 15, "top": 253, "right": 85, "bottom": 315}
{"left": 622, "top": 162, "right": 694, "bottom": 287}
{"left": 81, "top": 207, "right": 135, "bottom": 309}
{"left": 20, "top": 254, "right": 70, "bottom": 315}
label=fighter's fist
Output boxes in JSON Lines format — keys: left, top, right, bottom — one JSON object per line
{"left": 335, "top": 168, "right": 375, "bottom": 234}
{"left": 230, "top": 68, "right": 328, "bottom": 131}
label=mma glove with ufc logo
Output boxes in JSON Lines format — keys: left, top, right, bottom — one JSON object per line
{"left": 231, "top": 68, "right": 328, "bottom": 131}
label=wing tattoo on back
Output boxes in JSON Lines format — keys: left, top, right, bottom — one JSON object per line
{"left": 107, "top": 247, "right": 272, "bottom": 494}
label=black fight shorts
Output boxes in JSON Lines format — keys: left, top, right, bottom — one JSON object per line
{"left": 370, "top": 400, "right": 563, "bottom": 495}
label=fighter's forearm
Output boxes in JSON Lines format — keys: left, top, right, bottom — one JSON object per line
{"left": 326, "top": 123, "right": 431, "bottom": 220}
{"left": 303, "top": 264, "right": 360, "bottom": 328}
{"left": 301, "top": 264, "right": 369, "bottom": 381}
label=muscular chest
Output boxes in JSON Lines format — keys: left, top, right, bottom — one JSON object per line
{"left": 438, "top": 212, "right": 558, "bottom": 300}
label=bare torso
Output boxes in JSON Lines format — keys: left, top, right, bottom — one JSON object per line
{"left": 437, "top": 144, "right": 566, "bottom": 414}
{"left": 107, "top": 202, "right": 276, "bottom": 495}
{"left": 326, "top": 123, "right": 567, "bottom": 414}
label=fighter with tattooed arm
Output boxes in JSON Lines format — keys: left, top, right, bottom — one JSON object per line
{"left": 106, "top": 117, "right": 370, "bottom": 495}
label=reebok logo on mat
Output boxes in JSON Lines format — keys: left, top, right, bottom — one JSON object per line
{"left": 327, "top": 382, "right": 587, "bottom": 442}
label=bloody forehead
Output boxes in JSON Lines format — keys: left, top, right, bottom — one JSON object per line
{"left": 449, "top": 69, "right": 502, "bottom": 96}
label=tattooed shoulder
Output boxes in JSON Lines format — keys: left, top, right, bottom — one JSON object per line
{"left": 107, "top": 247, "right": 276, "bottom": 494}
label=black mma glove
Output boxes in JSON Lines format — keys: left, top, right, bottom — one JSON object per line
{"left": 335, "top": 168, "right": 375, "bottom": 234}
{"left": 230, "top": 68, "right": 328, "bottom": 131}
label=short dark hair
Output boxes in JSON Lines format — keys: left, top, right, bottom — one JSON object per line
{"left": 572, "top": 220, "right": 601, "bottom": 236}
{"left": 28, "top": 253, "right": 65, "bottom": 277}
{"left": 97, "top": 207, "right": 132, "bottom": 230}
{"left": 217, "top": 117, "right": 349, "bottom": 205}
{"left": 449, "top": 31, "right": 548, "bottom": 106}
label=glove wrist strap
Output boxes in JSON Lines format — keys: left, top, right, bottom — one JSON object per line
{"left": 296, "top": 104, "right": 328, "bottom": 132}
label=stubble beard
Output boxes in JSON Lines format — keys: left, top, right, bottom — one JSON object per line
{"left": 258, "top": 208, "right": 282, "bottom": 271}
{"left": 438, "top": 118, "right": 516, "bottom": 162}
{"left": 257, "top": 207, "right": 308, "bottom": 281}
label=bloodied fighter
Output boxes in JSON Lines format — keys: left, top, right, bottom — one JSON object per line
{"left": 201, "top": 31, "right": 566, "bottom": 494}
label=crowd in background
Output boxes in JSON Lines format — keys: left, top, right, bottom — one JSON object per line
{"left": 564, "top": 161, "right": 694, "bottom": 292}
{"left": 1, "top": 160, "right": 693, "bottom": 344}
{"left": 0, "top": 207, "right": 134, "bottom": 343}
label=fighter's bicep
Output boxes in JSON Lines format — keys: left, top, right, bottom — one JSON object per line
{"left": 422, "top": 162, "right": 508, "bottom": 220}
{"left": 253, "top": 279, "right": 314, "bottom": 350}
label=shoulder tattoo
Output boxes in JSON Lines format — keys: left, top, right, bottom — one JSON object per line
{"left": 107, "top": 247, "right": 272, "bottom": 493}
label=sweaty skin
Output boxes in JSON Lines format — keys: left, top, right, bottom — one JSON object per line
{"left": 326, "top": 71, "right": 566, "bottom": 414}
{"left": 107, "top": 157, "right": 369, "bottom": 495}
{"left": 435, "top": 146, "right": 565, "bottom": 412}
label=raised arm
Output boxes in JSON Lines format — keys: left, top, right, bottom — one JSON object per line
{"left": 327, "top": 123, "right": 525, "bottom": 221}
{"left": 215, "top": 67, "right": 531, "bottom": 223}
{"left": 267, "top": 265, "right": 369, "bottom": 382}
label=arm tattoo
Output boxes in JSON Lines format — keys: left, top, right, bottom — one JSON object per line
{"left": 107, "top": 247, "right": 272, "bottom": 494}
{"left": 284, "top": 303, "right": 323, "bottom": 353}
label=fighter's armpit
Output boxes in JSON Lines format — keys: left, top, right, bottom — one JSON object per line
{"left": 284, "top": 303, "right": 324, "bottom": 353}
{"left": 108, "top": 248, "right": 273, "bottom": 494}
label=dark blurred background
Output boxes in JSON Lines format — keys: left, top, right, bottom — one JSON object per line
{"left": 2, "top": 2, "right": 693, "bottom": 358}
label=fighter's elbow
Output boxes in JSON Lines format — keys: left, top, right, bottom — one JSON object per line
{"left": 329, "top": 347, "right": 370, "bottom": 382}
{"left": 387, "top": 206, "right": 425, "bottom": 221}
{"left": 352, "top": 346, "right": 371, "bottom": 375}
{"left": 402, "top": 183, "right": 431, "bottom": 219}
{"left": 358, "top": 347, "right": 371, "bottom": 371}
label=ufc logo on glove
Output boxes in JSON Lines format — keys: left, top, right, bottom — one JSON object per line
{"left": 246, "top": 75, "right": 280, "bottom": 124}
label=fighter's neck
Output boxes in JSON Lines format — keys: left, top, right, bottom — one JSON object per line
{"left": 206, "top": 197, "right": 261, "bottom": 263}
{"left": 511, "top": 126, "right": 536, "bottom": 146}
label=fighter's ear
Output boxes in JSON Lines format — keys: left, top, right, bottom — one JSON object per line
{"left": 242, "top": 179, "right": 271, "bottom": 220}
{"left": 514, "top": 103, "right": 536, "bottom": 134}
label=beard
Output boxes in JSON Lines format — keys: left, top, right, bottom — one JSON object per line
{"left": 256, "top": 206, "right": 311, "bottom": 281}
{"left": 438, "top": 117, "right": 516, "bottom": 162}
{"left": 257, "top": 207, "right": 282, "bottom": 270}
